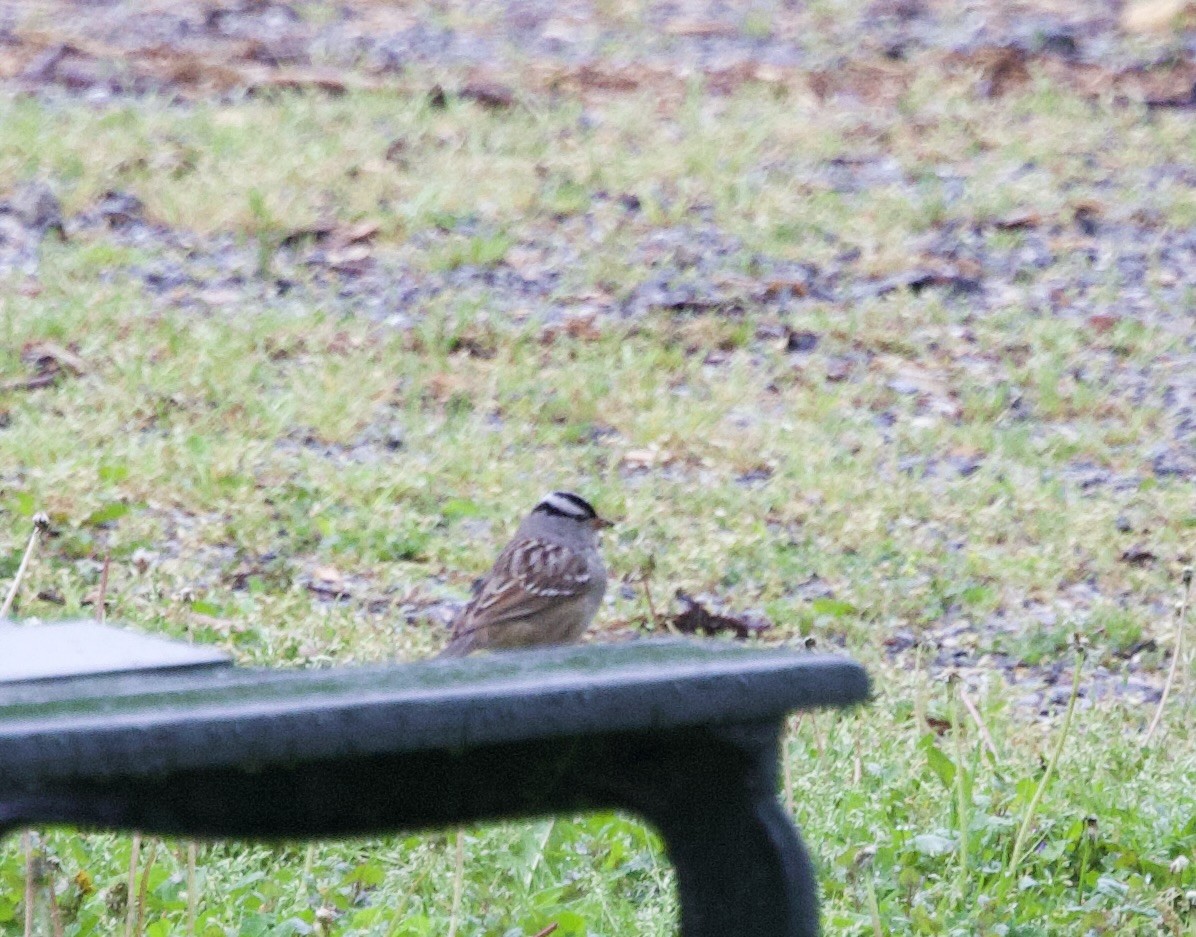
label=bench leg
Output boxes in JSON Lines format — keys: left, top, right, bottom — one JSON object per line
{"left": 599, "top": 722, "right": 819, "bottom": 937}
{"left": 1, "top": 722, "right": 818, "bottom": 935}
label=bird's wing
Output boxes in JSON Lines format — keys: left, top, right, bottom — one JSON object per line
{"left": 451, "top": 539, "right": 593, "bottom": 638}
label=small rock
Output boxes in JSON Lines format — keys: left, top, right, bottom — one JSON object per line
{"left": 5, "top": 181, "right": 64, "bottom": 237}
{"left": 784, "top": 329, "right": 819, "bottom": 353}
{"left": 825, "top": 357, "right": 852, "bottom": 382}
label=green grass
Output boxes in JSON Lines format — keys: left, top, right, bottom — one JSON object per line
{"left": 2, "top": 54, "right": 1195, "bottom": 936}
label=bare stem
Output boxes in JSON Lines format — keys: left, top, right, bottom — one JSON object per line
{"left": 2, "top": 515, "right": 48, "bottom": 621}
{"left": 23, "top": 832, "right": 35, "bottom": 937}
{"left": 783, "top": 714, "right": 802, "bottom": 815}
{"left": 447, "top": 830, "right": 465, "bottom": 937}
{"left": 1007, "top": 648, "right": 1085, "bottom": 878}
{"left": 186, "top": 842, "right": 198, "bottom": 937}
{"left": 125, "top": 833, "right": 141, "bottom": 937}
{"left": 959, "top": 685, "right": 1000, "bottom": 766}
{"left": 1144, "top": 568, "right": 1193, "bottom": 745}
{"left": 865, "top": 874, "right": 884, "bottom": 937}
{"left": 135, "top": 839, "right": 158, "bottom": 937}
{"left": 96, "top": 550, "right": 112, "bottom": 625}
{"left": 639, "top": 563, "right": 659, "bottom": 628}
{"left": 949, "top": 678, "right": 969, "bottom": 888}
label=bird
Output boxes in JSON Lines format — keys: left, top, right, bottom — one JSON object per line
{"left": 439, "top": 491, "right": 612, "bottom": 657}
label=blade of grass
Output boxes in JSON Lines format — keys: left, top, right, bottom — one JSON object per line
{"left": 1007, "top": 643, "right": 1086, "bottom": 878}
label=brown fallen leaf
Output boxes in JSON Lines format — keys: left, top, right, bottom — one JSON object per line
{"left": 945, "top": 46, "right": 1030, "bottom": 98}
{"left": 284, "top": 219, "right": 378, "bottom": 251}
{"left": 1120, "top": 545, "right": 1157, "bottom": 566}
{"left": 384, "top": 138, "right": 408, "bottom": 164}
{"left": 992, "top": 209, "right": 1042, "bottom": 230}
{"left": 324, "top": 244, "right": 373, "bottom": 275}
{"left": 460, "top": 79, "right": 516, "bottom": 109}
{"left": 280, "top": 219, "right": 337, "bottom": 248}
{"left": 326, "top": 220, "right": 380, "bottom": 251}
{"left": 760, "top": 276, "right": 810, "bottom": 301}
{"left": 308, "top": 565, "right": 351, "bottom": 598}
{"left": 1144, "top": 81, "right": 1196, "bottom": 109}
{"left": 566, "top": 63, "right": 642, "bottom": 93}
{"left": 3, "top": 341, "right": 87, "bottom": 392}
{"left": 0, "top": 372, "right": 55, "bottom": 393}
{"left": 1086, "top": 312, "right": 1121, "bottom": 334}
{"left": 925, "top": 716, "right": 951, "bottom": 735}
{"left": 664, "top": 18, "right": 738, "bottom": 38}
{"left": 244, "top": 67, "right": 355, "bottom": 96}
{"left": 621, "top": 447, "right": 675, "bottom": 470}
{"left": 669, "top": 591, "right": 772, "bottom": 640}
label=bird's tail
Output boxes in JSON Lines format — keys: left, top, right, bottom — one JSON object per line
{"left": 436, "top": 634, "right": 473, "bottom": 659}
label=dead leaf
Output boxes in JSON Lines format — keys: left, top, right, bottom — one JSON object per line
{"left": 1086, "top": 313, "right": 1121, "bottom": 334}
{"left": 760, "top": 276, "right": 810, "bottom": 301}
{"left": 669, "top": 591, "right": 772, "bottom": 639}
{"left": 945, "top": 46, "right": 1030, "bottom": 98}
{"left": 564, "top": 314, "right": 604, "bottom": 341}
{"left": 308, "top": 565, "right": 351, "bottom": 598}
{"left": 566, "top": 63, "right": 642, "bottom": 93}
{"left": 924, "top": 715, "right": 951, "bottom": 735}
{"left": 424, "top": 372, "right": 471, "bottom": 405}
{"left": 326, "top": 220, "right": 380, "bottom": 250}
{"left": 1121, "top": 0, "right": 1196, "bottom": 32}
{"left": 813, "top": 59, "right": 914, "bottom": 104}
{"left": 324, "top": 244, "right": 373, "bottom": 275}
{"left": 1119, "top": 545, "right": 1157, "bottom": 566}
{"left": 1144, "top": 80, "right": 1196, "bottom": 109}
{"left": 5, "top": 341, "right": 86, "bottom": 390}
{"left": 244, "top": 67, "right": 354, "bottom": 96}
{"left": 825, "top": 358, "right": 853, "bottom": 382}
{"left": 664, "top": 19, "right": 738, "bottom": 38}
{"left": 460, "top": 79, "right": 516, "bottom": 109}
{"left": 384, "top": 138, "right": 408, "bottom": 164}
{"left": 281, "top": 219, "right": 337, "bottom": 248}
{"left": 23, "top": 341, "right": 86, "bottom": 376}
{"left": 992, "top": 209, "right": 1042, "bottom": 230}
{"left": 622, "top": 447, "right": 674, "bottom": 470}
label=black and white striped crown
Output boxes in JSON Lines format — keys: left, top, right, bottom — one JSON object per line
{"left": 533, "top": 491, "right": 598, "bottom": 521}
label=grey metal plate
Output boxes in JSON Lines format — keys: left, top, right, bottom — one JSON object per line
{"left": 0, "top": 620, "right": 232, "bottom": 684}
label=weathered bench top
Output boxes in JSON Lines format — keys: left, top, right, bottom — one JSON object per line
{"left": 1, "top": 633, "right": 866, "bottom": 783}
{"left": 0, "top": 621, "right": 869, "bottom": 937}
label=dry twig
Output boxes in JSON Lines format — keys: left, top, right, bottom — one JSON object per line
{"left": 2, "top": 513, "right": 49, "bottom": 620}
{"left": 959, "top": 685, "right": 1001, "bottom": 765}
{"left": 1144, "top": 568, "right": 1193, "bottom": 745}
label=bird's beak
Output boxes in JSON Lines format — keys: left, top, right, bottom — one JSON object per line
{"left": 589, "top": 515, "right": 615, "bottom": 530}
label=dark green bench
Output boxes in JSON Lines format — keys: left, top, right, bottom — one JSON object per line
{"left": 0, "top": 620, "right": 869, "bottom": 936}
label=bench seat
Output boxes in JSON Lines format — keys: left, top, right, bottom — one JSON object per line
{"left": 0, "top": 622, "right": 869, "bottom": 937}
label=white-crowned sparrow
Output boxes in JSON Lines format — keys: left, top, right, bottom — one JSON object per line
{"left": 439, "top": 492, "right": 611, "bottom": 657}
